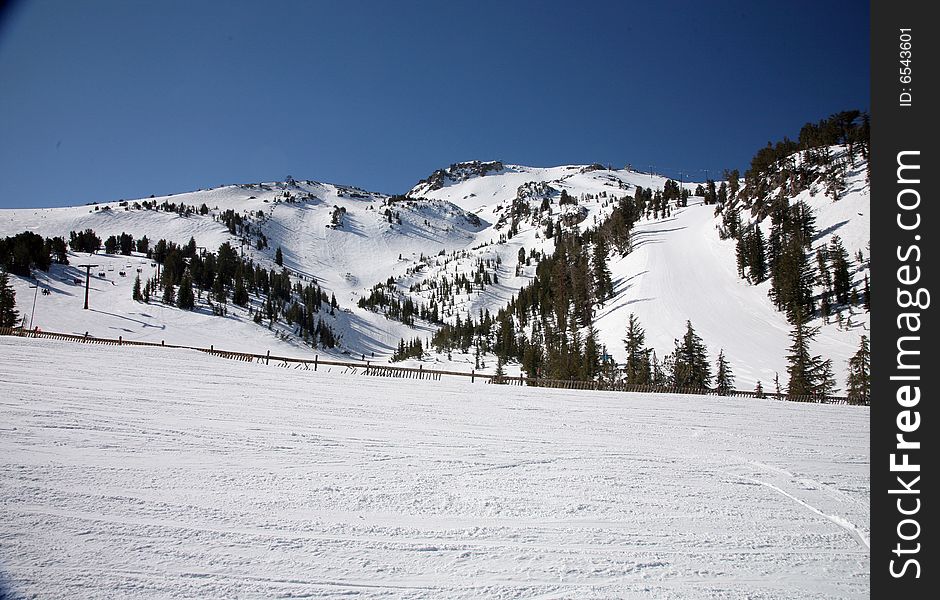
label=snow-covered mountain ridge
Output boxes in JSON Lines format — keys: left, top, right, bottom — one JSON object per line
{"left": 1, "top": 154, "right": 870, "bottom": 389}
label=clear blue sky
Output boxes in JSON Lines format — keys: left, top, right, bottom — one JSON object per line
{"left": 0, "top": 0, "right": 869, "bottom": 208}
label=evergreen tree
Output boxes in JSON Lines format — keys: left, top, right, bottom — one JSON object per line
{"left": 177, "top": 274, "right": 195, "bottom": 310}
{"left": 493, "top": 356, "right": 507, "bottom": 384}
{"left": 49, "top": 236, "right": 69, "bottom": 264}
{"left": 846, "top": 335, "right": 871, "bottom": 404}
{"left": 725, "top": 169, "right": 740, "bottom": 199}
{"left": 748, "top": 225, "right": 768, "bottom": 282}
{"left": 233, "top": 272, "right": 249, "bottom": 307}
{"left": 735, "top": 230, "right": 748, "bottom": 279}
{"left": 275, "top": 246, "right": 283, "bottom": 266}
{"left": 119, "top": 232, "right": 134, "bottom": 256}
{"left": 0, "top": 271, "right": 19, "bottom": 327}
{"left": 161, "top": 283, "right": 175, "bottom": 306}
{"left": 136, "top": 235, "right": 150, "bottom": 255}
{"left": 212, "top": 275, "right": 226, "bottom": 304}
{"left": 819, "top": 293, "right": 831, "bottom": 322}
{"left": 581, "top": 326, "right": 601, "bottom": 381}
{"left": 771, "top": 239, "right": 816, "bottom": 322}
{"left": 814, "top": 358, "right": 837, "bottom": 397}
{"left": 705, "top": 179, "right": 717, "bottom": 205}
{"left": 829, "top": 236, "right": 852, "bottom": 305}
{"left": 754, "top": 380, "right": 765, "bottom": 398}
{"left": 592, "top": 237, "right": 613, "bottom": 302}
{"left": 132, "top": 274, "right": 142, "bottom": 302}
{"left": 715, "top": 350, "right": 734, "bottom": 395}
{"left": 670, "top": 320, "right": 712, "bottom": 388}
{"left": 650, "top": 350, "right": 666, "bottom": 387}
{"left": 786, "top": 316, "right": 823, "bottom": 396}
{"left": 623, "top": 313, "right": 650, "bottom": 385}
{"left": 792, "top": 201, "right": 816, "bottom": 247}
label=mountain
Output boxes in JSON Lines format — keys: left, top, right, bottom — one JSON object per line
{"left": 0, "top": 149, "right": 870, "bottom": 390}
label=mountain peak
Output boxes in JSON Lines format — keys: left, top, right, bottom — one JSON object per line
{"left": 409, "top": 160, "right": 507, "bottom": 196}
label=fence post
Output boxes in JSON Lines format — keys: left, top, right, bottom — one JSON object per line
{"left": 266, "top": 350, "right": 270, "bottom": 365}
{"left": 118, "top": 335, "right": 122, "bottom": 345}
{"left": 471, "top": 369, "right": 475, "bottom": 383}
{"left": 314, "top": 355, "right": 318, "bottom": 371}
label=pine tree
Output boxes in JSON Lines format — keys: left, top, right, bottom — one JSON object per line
{"left": 132, "top": 275, "right": 142, "bottom": 302}
{"left": 592, "top": 237, "right": 613, "bottom": 302}
{"left": 161, "top": 283, "right": 175, "bottom": 306}
{"left": 275, "top": 246, "right": 283, "bottom": 266}
{"left": 754, "top": 380, "right": 765, "bottom": 398}
{"left": 786, "top": 316, "right": 823, "bottom": 396}
{"left": 581, "top": 326, "right": 601, "bottom": 381}
{"left": 771, "top": 239, "right": 816, "bottom": 323}
{"left": 792, "top": 201, "right": 816, "bottom": 248}
{"left": 846, "top": 335, "right": 871, "bottom": 404}
{"left": 233, "top": 272, "right": 249, "bottom": 307}
{"left": 829, "top": 236, "right": 852, "bottom": 305}
{"left": 212, "top": 275, "right": 226, "bottom": 304}
{"left": 0, "top": 271, "right": 19, "bottom": 327}
{"left": 735, "top": 231, "right": 748, "bottom": 278}
{"left": 493, "top": 356, "right": 506, "bottom": 384}
{"left": 623, "top": 313, "right": 650, "bottom": 385}
{"left": 177, "top": 274, "right": 195, "bottom": 310}
{"left": 671, "top": 320, "right": 712, "bottom": 388}
{"left": 749, "top": 225, "right": 768, "bottom": 282}
{"left": 650, "top": 350, "right": 666, "bottom": 387}
{"left": 715, "top": 350, "right": 734, "bottom": 395}
{"left": 814, "top": 358, "right": 837, "bottom": 397}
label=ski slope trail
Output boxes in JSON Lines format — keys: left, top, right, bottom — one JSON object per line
{"left": 1, "top": 337, "right": 869, "bottom": 598}
{"left": 595, "top": 198, "right": 867, "bottom": 388}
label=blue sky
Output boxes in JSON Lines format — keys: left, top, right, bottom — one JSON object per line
{"left": 0, "top": 0, "right": 869, "bottom": 208}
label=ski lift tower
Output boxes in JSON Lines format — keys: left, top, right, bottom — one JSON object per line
{"left": 76, "top": 264, "right": 99, "bottom": 309}
{"left": 27, "top": 282, "right": 41, "bottom": 330}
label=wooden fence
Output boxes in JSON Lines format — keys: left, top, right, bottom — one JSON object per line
{"left": 0, "top": 326, "right": 866, "bottom": 406}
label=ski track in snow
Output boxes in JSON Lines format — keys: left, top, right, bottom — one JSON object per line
{"left": 1, "top": 337, "right": 869, "bottom": 598}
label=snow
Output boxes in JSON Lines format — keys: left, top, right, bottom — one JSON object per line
{"left": 0, "top": 159, "right": 869, "bottom": 387}
{"left": 1, "top": 336, "right": 869, "bottom": 598}
{"left": 594, "top": 197, "right": 869, "bottom": 388}
{"left": 4, "top": 254, "right": 301, "bottom": 353}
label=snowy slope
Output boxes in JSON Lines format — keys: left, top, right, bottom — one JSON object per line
{"left": 595, "top": 196, "right": 868, "bottom": 389}
{"left": 0, "top": 158, "right": 869, "bottom": 385}
{"left": 0, "top": 336, "right": 870, "bottom": 599}
{"left": 0, "top": 181, "right": 477, "bottom": 357}
{"left": 1, "top": 253, "right": 319, "bottom": 355}
{"left": 400, "top": 164, "right": 674, "bottom": 331}
{"left": 404, "top": 160, "right": 869, "bottom": 387}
